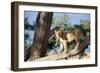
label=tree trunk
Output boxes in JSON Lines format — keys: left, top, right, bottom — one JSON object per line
{"left": 29, "top": 12, "right": 53, "bottom": 61}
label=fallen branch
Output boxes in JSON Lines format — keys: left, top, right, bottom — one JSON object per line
{"left": 31, "top": 37, "right": 90, "bottom": 61}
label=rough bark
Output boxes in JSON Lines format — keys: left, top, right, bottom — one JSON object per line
{"left": 29, "top": 12, "right": 53, "bottom": 61}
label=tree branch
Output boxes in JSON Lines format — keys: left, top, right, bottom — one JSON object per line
{"left": 32, "top": 37, "right": 90, "bottom": 61}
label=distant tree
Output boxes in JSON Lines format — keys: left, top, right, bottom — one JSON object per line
{"left": 52, "top": 14, "right": 71, "bottom": 31}
{"left": 24, "top": 17, "right": 35, "bottom": 30}
{"left": 24, "top": 17, "right": 36, "bottom": 49}
{"left": 52, "top": 14, "right": 70, "bottom": 24}
{"left": 80, "top": 19, "right": 90, "bottom": 37}
{"left": 24, "top": 17, "right": 30, "bottom": 49}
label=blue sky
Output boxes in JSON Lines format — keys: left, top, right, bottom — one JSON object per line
{"left": 24, "top": 11, "right": 38, "bottom": 25}
{"left": 24, "top": 11, "right": 90, "bottom": 25}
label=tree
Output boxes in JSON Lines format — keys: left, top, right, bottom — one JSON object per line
{"left": 52, "top": 14, "right": 71, "bottom": 30}
{"left": 28, "top": 12, "right": 53, "bottom": 61}
{"left": 24, "top": 17, "right": 32, "bottom": 61}
{"left": 80, "top": 19, "right": 90, "bottom": 37}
